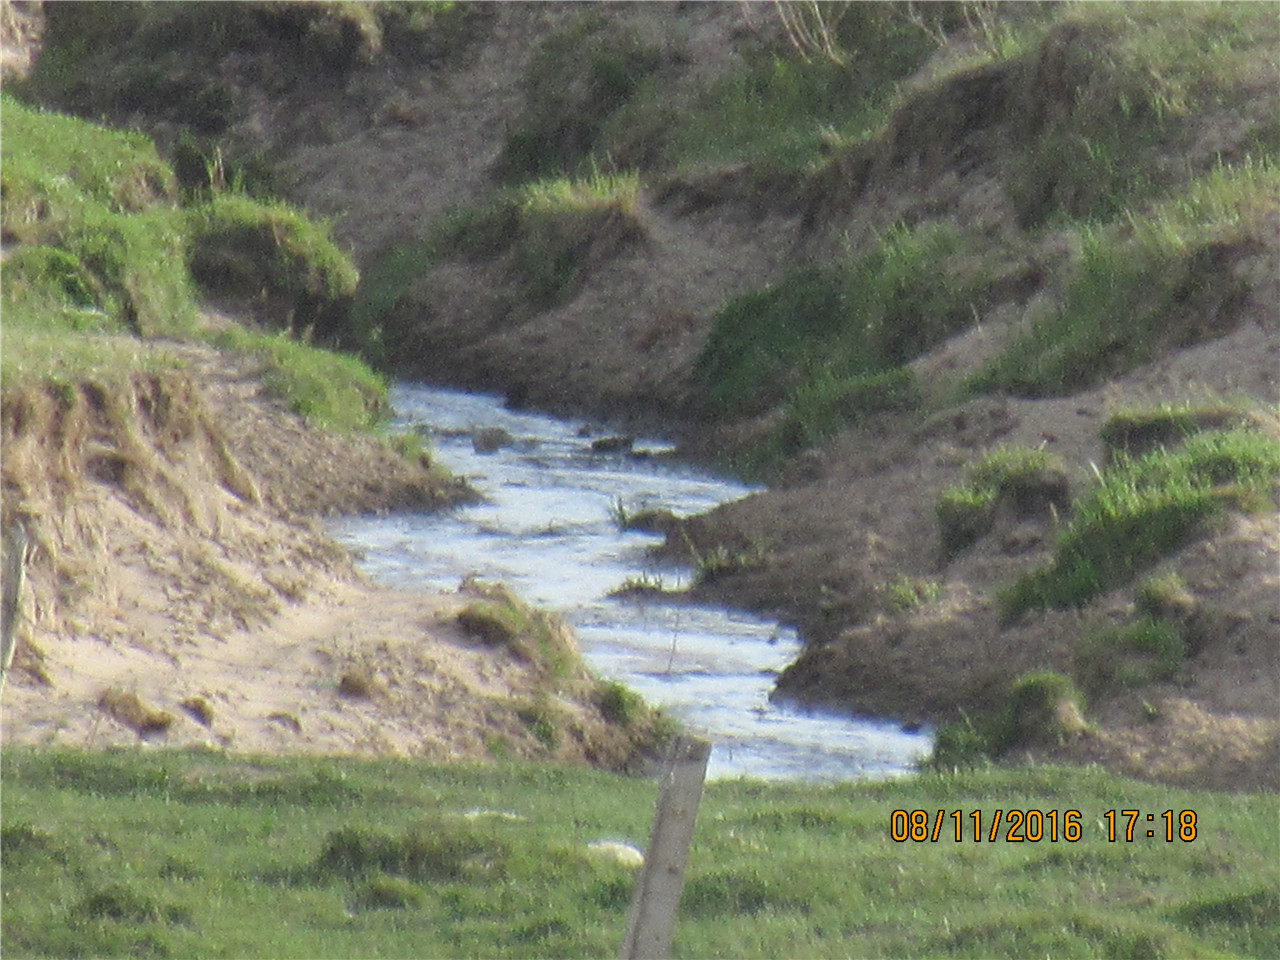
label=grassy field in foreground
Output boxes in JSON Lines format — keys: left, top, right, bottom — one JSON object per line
{"left": 2, "top": 749, "right": 1276, "bottom": 959}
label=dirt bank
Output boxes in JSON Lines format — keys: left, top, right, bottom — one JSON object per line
{"left": 0, "top": 340, "right": 667, "bottom": 771}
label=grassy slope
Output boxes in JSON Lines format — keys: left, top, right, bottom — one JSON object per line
{"left": 2, "top": 748, "right": 1276, "bottom": 960}
{"left": 680, "top": 2, "right": 1278, "bottom": 472}
{"left": 0, "top": 93, "right": 382, "bottom": 434}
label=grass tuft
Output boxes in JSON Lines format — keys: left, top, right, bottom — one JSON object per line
{"left": 971, "top": 160, "right": 1279, "bottom": 398}
{"left": 1002, "top": 428, "right": 1280, "bottom": 619}
{"left": 937, "top": 445, "right": 1069, "bottom": 558}
{"left": 209, "top": 326, "right": 388, "bottom": 433}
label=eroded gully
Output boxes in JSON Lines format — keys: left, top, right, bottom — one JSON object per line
{"left": 328, "top": 382, "right": 932, "bottom": 781}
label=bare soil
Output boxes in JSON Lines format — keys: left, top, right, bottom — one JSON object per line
{"left": 1, "top": 341, "right": 663, "bottom": 772}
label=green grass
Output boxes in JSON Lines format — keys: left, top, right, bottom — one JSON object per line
{"left": 208, "top": 326, "right": 388, "bottom": 434}
{"left": 455, "top": 584, "right": 579, "bottom": 683}
{"left": 697, "top": 221, "right": 989, "bottom": 431}
{"left": 3, "top": 748, "right": 1277, "bottom": 959}
{"left": 775, "top": 366, "right": 919, "bottom": 460}
{"left": 1, "top": 94, "right": 199, "bottom": 339}
{"left": 494, "top": 14, "right": 662, "bottom": 183}
{"left": 1101, "top": 402, "right": 1251, "bottom": 462}
{"left": 1005, "top": 2, "right": 1279, "bottom": 228}
{"left": 187, "top": 192, "right": 360, "bottom": 338}
{"left": 930, "top": 671, "right": 1088, "bottom": 769}
{"left": 0, "top": 326, "right": 179, "bottom": 389}
{"left": 603, "top": 3, "right": 959, "bottom": 179}
{"left": 1, "top": 91, "right": 388, "bottom": 435}
{"left": 971, "top": 160, "right": 1279, "bottom": 398}
{"left": 880, "top": 573, "right": 945, "bottom": 615}
{"left": 357, "top": 168, "right": 644, "bottom": 365}
{"left": 1075, "top": 616, "right": 1190, "bottom": 696}
{"left": 936, "top": 445, "right": 1069, "bottom": 558}
{"left": 1002, "top": 428, "right": 1280, "bottom": 619}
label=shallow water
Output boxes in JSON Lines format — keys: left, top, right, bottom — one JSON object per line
{"left": 328, "top": 382, "right": 932, "bottom": 781}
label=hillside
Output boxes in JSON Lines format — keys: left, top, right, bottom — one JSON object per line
{"left": 5, "top": 1, "right": 1279, "bottom": 790}
{"left": 0, "top": 15, "right": 669, "bottom": 771}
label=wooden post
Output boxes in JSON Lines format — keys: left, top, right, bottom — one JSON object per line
{"left": 1, "top": 521, "right": 29, "bottom": 697}
{"left": 621, "top": 735, "right": 712, "bottom": 960}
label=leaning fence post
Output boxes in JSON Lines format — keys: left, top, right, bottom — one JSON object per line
{"left": 621, "top": 735, "right": 712, "bottom": 960}
{"left": 1, "top": 521, "right": 29, "bottom": 698}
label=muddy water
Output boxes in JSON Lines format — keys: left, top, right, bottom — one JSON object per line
{"left": 328, "top": 383, "right": 932, "bottom": 781}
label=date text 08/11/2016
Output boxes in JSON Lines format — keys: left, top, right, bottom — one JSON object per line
{"left": 890, "top": 809, "right": 1198, "bottom": 843}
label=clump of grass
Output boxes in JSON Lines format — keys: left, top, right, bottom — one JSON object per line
{"left": 694, "top": 267, "right": 844, "bottom": 419}
{"left": 78, "top": 882, "right": 192, "bottom": 928}
{"left": 925, "top": 712, "right": 994, "bottom": 771}
{"left": 607, "top": 497, "right": 632, "bottom": 530}
{"left": 880, "top": 573, "right": 945, "bottom": 615}
{"left": 992, "top": 672, "right": 1088, "bottom": 753}
{"left": 316, "top": 821, "right": 509, "bottom": 884}
{"left": 516, "top": 167, "right": 641, "bottom": 216}
{"left": 516, "top": 697, "right": 562, "bottom": 750}
{"left": 1002, "top": 428, "right": 1280, "bottom": 619}
{"left": 1006, "top": 3, "right": 1279, "bottom": 228}
{"left": 456, "top": 582, "right": 580, "bottom": 681}
{"left": 1, "top": 94, "right": 199, "bottom": 339}
{"left": 494, "top": 15, "right": 662, "bottom": 183}
{"left": 607, "top": 3, "right": 951, "bottom": 179}
{"left": 1100, "top": 402, "right": 1248, "bottom": 463}
{"left": 937, "top": 445, "right": 1069, "bottom": 558}
{"left": 186, "top": 192, "right": 359, "bottom": 340}
{"left": 483, "top": 169, "right": 642, "bottom": 303}
{"left": 685, "top": 540, "right": 767, "bottom": 586}
{"left": 209, "top": 326, "right": 388, "bottom": 433}
{"left": 971, "top": 160, "right": 1279, "bottom": 398}
{"left": 383, "top": 429, "right": 432, "bottom": 469}
{"left": 1074, "top": 616, "right": 1189, "bottom": 695}
{"left": 932, "top": 672, "right": 1088, "bottom": 766}
{"left": 97, "top": 688, "right": 175, "bottom": 738}
{"left": 1133, "top": 570, "right": 1197, "bottom": 623}
{"left": 596, "top": 680, "right": 646, "bottom": 728}
{"left": 611, "top": 572, "right": 668, "bottom": 597}
{"left": 779, "top": 366, "right": 918, "bottom": 455}
{"left": 696, "top": 222, "right": 990, "bottom": 430}
{"left": 350, "top": 873, "right": 426, "bottom": 911}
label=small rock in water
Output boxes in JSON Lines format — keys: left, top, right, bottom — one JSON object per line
{"left": 472, "top": 426, "right": 513, "bottom": 453}
{"left": 590, "top": 435, "right": 634, "bottom": 454}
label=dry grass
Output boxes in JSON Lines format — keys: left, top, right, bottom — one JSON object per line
{"left": 98, "top": 688, "right": 175, "bottom": 737}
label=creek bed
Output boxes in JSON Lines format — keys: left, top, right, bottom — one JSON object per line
{"left": 328, "top": 383, "right": 932, "bottom": 781}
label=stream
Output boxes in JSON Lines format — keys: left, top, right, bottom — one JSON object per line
{"left": 328, "top": 382, "right": 933, "bottom": 781}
